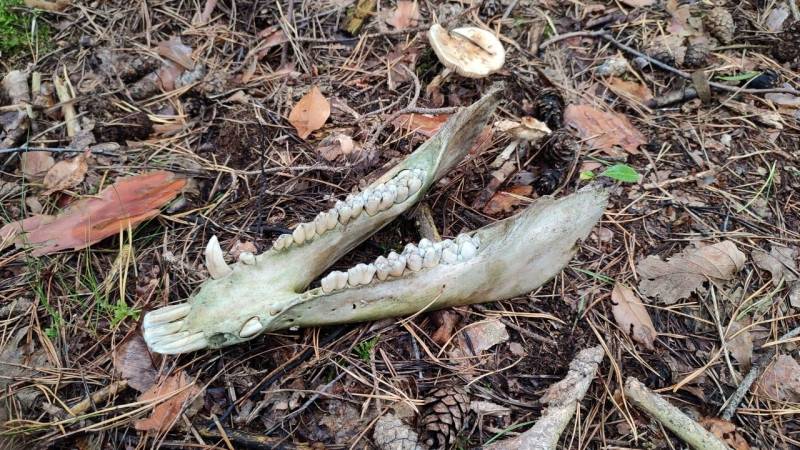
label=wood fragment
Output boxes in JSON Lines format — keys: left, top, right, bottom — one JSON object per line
{"left": 342, "top": 0, "right": 376, "bottom": 35}
{"left": 53, "top": 73, "right": 80, "bottom": 137}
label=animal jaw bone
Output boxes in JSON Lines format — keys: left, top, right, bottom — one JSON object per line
{"left": 142, "top": 85, "right": 606, "bottom": 355}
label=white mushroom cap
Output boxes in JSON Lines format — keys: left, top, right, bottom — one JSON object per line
{"left": 427, "top": 24, "right": 506, "bottom": 78}
{"left": 495, "top": 117, "right": 552, "bottom": 141}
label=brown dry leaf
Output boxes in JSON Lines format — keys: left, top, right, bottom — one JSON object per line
{"left": 0, "top": 171, "right": 185, "bottom": 256}
{"left": 256, "top": 26, "right": 288, "bottom": 58}
{"left": 459, "top": 319, "right": 509, "bottom": 356}
{"left": 156, "top": 36, "right": 194, "bottom": 70}
{"left": 316, "top": 133, "right": 357, "bottom": 161}
{"left": 610, "top": 283, "right": 656, "bottom": 350}
{"left": 0, "top": 327, "right": 52, "bottom": 422}
{"left": 564, "top": 104, "right": 645, "bottom": 155}
{"left": 431, "top": 310, "right": 461, "bottom": 346}
{"left": 113, "top": 335, "right": 158, "bottom": 393}
{"left": 134, "top": 371, "right": 202, "bottom": 433}
{"left": 288, "top": 86, "right": 331, "bottom": 140}
{"left": 483, "top": 185, "right": 533, "bottom": 216}
{"left": 699, "top": 417, "right": 751, "bottom": 450}
{"left": 726, "top": 321, "right": 753, "bottom": 370}
{"left": 386, "top": 0, "right": 419, "bottom": 30}
{"left": 755, "top": 355, "right": 800, "bottom": 402}
{"left": 606, "top": 77, "right": 653, "bottom": 104}
{"left": 725, "top": 101, "right": 784, "bottom": 129}
{"left": 42, "top": 152, "right": 89, "bottom": 194}
{"left": 753, "top": 245, "right": 798, "bottom": 282}
{"left": 23, "top": 0, "right": 69, "bottom": 11}
{"left": 392, "top": 113, "right": 450, "bottom": 137}
{"left": 637, "top": 241, "right": 746, "bottom": 304}
{"left": 21, "top": 151, "right": 55, "bottom": 179}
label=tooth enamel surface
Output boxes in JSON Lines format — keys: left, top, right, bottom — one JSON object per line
{"left": 442, "top": 247, "right": 458, "bottom": 264}
{"left": 326, "top": 209, "right": 339, "bottom": 229}
{"left": 389, "top": 256, "right": 406, "bottom": 276}
{"left": 418, "top": 238, "right": 433, "bottom": 249}
{"left": 239, "top": 317, "right": 263, "bottom": 338}
{"left": 407, "top": 176, "right": 422, "bottom": 195}
{"left": 321, "top": 272, "right": 337, "bottom": 293}
{"left": 350, "top": 197, "right": 364, "bottom": 219}
{"left": 292, "top": 225, "right": 306, "bottom": 244}
{"left": 381, "top": 186, "right": 397, "bottom": 209}
{"left": 387, "top": 251, "right": 400, "bottom": 261}
{"left": 302, "top": 222, "right": 317, "bottom": 240}
{"left": 315, "top": 213, "right": 328, "bottom": 235}
{"left": 334, "top": 271, "right": 348, "bottom": 289}
{"left": 144, "top": 303, "right": 191, "bottom": 326}
{"left": 205, "top": 235, "right": 233, "bottom": 279}
{"left": 239, "top": 252, "right": 256, "bottom": 265}
{"left": 365, "top": 193, "right": 380, "bottom": 216}
{"left": 375, "top": 262, "right": 390, "bottom": 280}
{"left": 459, "top": 240, "right": 477, "bottom": 260}
{"left": 406, "top": 253, "right": 423, "bottom": 272}
{"left": 152, "top": 332, "right": 207, "bottom": 354}
{"left": 348, "top": 263, "right": 372, "bottom": 286}
{"left": 404, "top": 243, "right": 418, "bottom": 254}
{"left": 143, "top": 320, "right": 183, "bottom": 338}
{"left": 423, "top": 248, "right": 441, "bottom": 268}
{"left": 395, "top": 184, "right": 409, "bottom": 203}
{"left": 337, "top": 201, "right": 353, "bottom": 224}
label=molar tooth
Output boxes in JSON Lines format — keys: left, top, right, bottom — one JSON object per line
{"left": 423, "top": 248, "right": 440, "bottom": 268}
{"left": 301, "top": 222, "right": 317, "bottom": 241}
{"left": 326, "top": 209, "right": 339, "bottom": 229}
{"left": 407, "top": 176, "right": 422, "bottom": 195}
{"left": 387, "top": 251, "right": 400, "bottom": 261}
{"left": 337, "top": 201, "right": 353, "bottom": 224}
{"left": 292, "top": 225, "right": 306, "bottom": 244}
{"left": 442, "top": 247, "right": 458, "bottom": 264}
{"left": 239, "top": 252, "right": 256, "bottom": 265}
{"left": 418, "top": 238, "right": 433, "bottom": 250}
{"left": 364, "top": 263, "right": 377, "bottom": 283}
{"left": 349, "top": 197, "right": 364, "bottom": 219}
{"left": 380, "top": 185, "right": 397, "bottom": 209}
{"left": 389, "top": 256, "right": 406, "bottom": 276}
{"left": 334, "top": 271, "right": 349, "bottom": 289}
{"left": 375, "top": 262, "right": 390, "bottom": 280}
{"left": 394, "top": 184, "right": 410, "bottom": 203}
{"left": 321, "top": 272, "right": 338, "bottom": 293}
{"left": 315, "top": 212, "right": 329, "bottom": 235}
{"left": 279, "top": 234, "right": 294, "bottom": 249}
{"left": 365, "top": 193, "right": 381, "bottom": 216}
{"left": 472, "top": 235, "right": 480, "bottom": 248}
{"left": 406, "top": 253, "right": 423, "bottom": 271}
{"left": 348, "top": 263, "right": 370, "bottom": 286}
{"left": 459, "top": 241, "right": 477, "bottom": 260}
{"left": 395, "top": 170, "right": 410, "bottom": 180}
{"left": 205, "top": 235, "right": 233, "bottom": 279}
{"left": 239, "top": 317, "right": 263, "bottom": 338}
{"left": 403, "top": 243, "right": 418, "bottom": 255}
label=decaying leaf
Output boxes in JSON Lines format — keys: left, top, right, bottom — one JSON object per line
{"left": 610, "top": 283, "right": 656, "bottom": 350}
{"left": 699, "top": 417, "right": 751, "bottom": 450}
{"left": 386, "top": 0, "right": 419, "bottom": 30}
{"left": 134, "top": 371, "right": 202, "bottom": 433}
{"left": 21, "top": 151, "right": 55, "bottom": 179}
{"left": 392, "top": 113, "right": 450, "bottom": 137}
{"left": 755, "top": 355, "right": 800, "bottom": 402}
{"left": 605, "top": 77, "right": 653, "bottom": 104}
{"left": 316, "top": 133, "right": 358, "bottom": 161}
{"left": 0, "top": 327, "right": 52, "bottom": 422}
{"left": 0, "top": 171, "right": 186, "bottom": 256}
{"left": 459, "top": 319, "right": 509, "bottom": 356}
{"left": 113, "top": 335, "right": 158, "bottom": 393}
{"left": 637, "top": 241, "right": 746, "bottom": 304}
{"left": 431, "top": 310, "right": 461, "bottom": 345}
{"left": 483, "top": 185, "right": 532, "bottom": 216}
{"left": 564, "top": 104, "right": 646, "bottom": 155}
{"left": 752, "top": 245, "right": 798, "bottom": 282}
{"left": 726, "top": 321, "right": 753, "bottom": 370}
{"left": 42, "top": 151, "right": 89, "bottom": 194}
{"left": 156, "top": 36, "right": 194, "bottom": 70}
{"left": 288, "top": 86, "right": 331, "bottom": 140}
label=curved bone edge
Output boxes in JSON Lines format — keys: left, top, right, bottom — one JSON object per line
{"left": 485, "top": 346, "right": 604, "bottom": 450}
{"left": 261, "top": 86, "right": 504, "bottom": 290}
{"left": 272, "top": 188, "right": 607, "bottom": 331}
{"left": 624, "top": 377, "right": 731, "bottom": 450}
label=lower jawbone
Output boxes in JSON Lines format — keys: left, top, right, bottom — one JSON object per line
{"left": 143, "top": 187, "right": 608, "bottom": 354}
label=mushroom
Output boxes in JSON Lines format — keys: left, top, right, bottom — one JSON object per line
{"left": 425, "top": 24, "right": 506, "bottom": 98}
{"left": 492, "top": 117, "right": 552, "bottom": 167}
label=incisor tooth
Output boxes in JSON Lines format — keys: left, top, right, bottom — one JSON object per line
{"left": 292, "top": 226, "right": 306, "bottom": 244}
{"left": 321, "top": 272, "right": 337, "bottom": 293}
{"left": 406, "top": 253, "right": 423, "bottom": 271}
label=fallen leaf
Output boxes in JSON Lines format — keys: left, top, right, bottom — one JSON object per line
{"left": 386, "top": 0, "right": 419, "bottom": 30}
{"left": 610, "top": 283, "right": 656, "bottom": 350}
{"left": 431, "top": 310, "right": 461, "bottom": 345}
{"left": 605, "top": 77, "right": 653, "bottom": 104}
{"left": 0, "top": 327, "right": 52, "bottom": 422}
{"left": 0, "top": 171, "right": 185, "bottom": 256}
{"left": 316, "top": 133, "right": 357, "bottom": 161}
{"left": 113, "top": 335, "right": 158, "bottom": 393}
{"left": 460, "top": 319, "right": 509, "bottom": 355}
{"left": 156, "top": 36, "right": 194, "bottom": 70}
{"left": 288, "top": 86, "right": 331, "bottom": 140}
{"left": 42, "top": 152, "right": 89, "bottom": 194}
{"left": 564, "top": 104, "right": 646, "bottom": 155}
{"left": 256, "top": 26, "right": 289, "bottom": 58}
{"left": 753, "top": 246, "right": 798, "bottom": 282}
{"left": 21, "top": 151, "right": 55, "bottom": 179}
{"left": 755, "top": 355, "right": 800, "bottom": 402}
{"left": 726, "top": 321, "right": 753, "bottom": 370}
{"left": 483, "top": 185, "right": 533, "bottom": 216}
{"left": 725, "top": 101, "right": 784, "bottom": 129}
{"left": 23, "top": 0, "right": 69, "bottom": 11}
{"left": 699, "top": 417, "right": 751, "bottom": 450}
{"left": 637, "top": 241, "right": 746, "bottom": 304}
{"left": 392, "top": 113, "right": 450, "bottom": 137}
{"left": 135, "top": 371, "right": 202, "bottom": 433}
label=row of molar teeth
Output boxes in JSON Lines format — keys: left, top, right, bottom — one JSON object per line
{"left": 272, "top": 168, "right": 426, "bottom": 251}
{"left": 318, "top": 232, "right": 481, "bottom": 294}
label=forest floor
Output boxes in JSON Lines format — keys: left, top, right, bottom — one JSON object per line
{"left": 0, "top": 0, "right": 799, "bottom": 449}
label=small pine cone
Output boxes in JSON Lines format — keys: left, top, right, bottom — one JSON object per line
{"left": 542, "top": 129, "right": 577, "bottom": 166}
{"left": 419, "top": 386, "right": 470, "bottom": 449}
{"left": 684, "top": 40, "right": 711, "bottom": 67}
{"left": 773, "top": 21, "right": 800, "bottom": 63}
{"left": 705, "top": 7, "right": 735, "bottom": 45}
{"left": 534, "top": 168, "right": 562, "bottom": 196}
{"left": 480, "top": 0, "right": 500, "bottom": 17}
{"left": 533, "top": 88, "right": 565, "bottom": 130}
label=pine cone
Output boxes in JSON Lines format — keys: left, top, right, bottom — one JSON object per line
{"left": 533, "top": 88, "right": 565, "bottom": 130}
{"left": 684, "top": 39, "right": 711, "bottom": 68}
{"left": 480, "top": 0, "right": 501, "bottom": 17}
{"left": 705, "top": 7, "right": 735, "bottom": 44}
{"left": 773, "top": 21, "right": 800, "bottom": 63}
{"left": 534, "top": 168, "right": 563, "bottom": 195}
{"left": 419, "top": 386, "right": 470, "bottom": 449}
{"left": 541, "top": 129, "right": 577, "bottom": 166}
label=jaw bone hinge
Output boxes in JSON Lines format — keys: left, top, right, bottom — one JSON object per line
{"left": 319, "top": 233, "right": 481, "bottom": 294}
{"left": 272, "top": 168, "right": 426, "bottom": 251}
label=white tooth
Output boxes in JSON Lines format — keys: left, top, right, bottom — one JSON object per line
{"left": 321, "top": 272, "right": 337, "bottom": 293}
{"left": 375, "top": 262, "right": 390, "bottom": 280}
{"left": 423, "top": 248, "right": 440, "bottom": 268}
{"left": 413, "top": 168, "right": 425, "bottom": 179}
{"left": 418, "top": 238, "right": 433, "bottom": 249}
{"left": 144, "top": 303, "right": 192, "bottom": 327}
{"left": 239, "top": 252, "right": 256, "bottom": 265}
{"left": 375, "top": 255, "right": 388, "bottom": 265}
{"left": 404, "top": 243, "right": 418, "bottom": 255}
{"left": 239, "top": 317, "right": 263, "bottom": 338}
{"left": 380, "top": 185, "right": 397, "bottom": 209}
{"left": 292, "top": 225, "right": 306, "bottom": 244}
{"left": 387, "top": 251, "right": 400, "bottom": 261}
{"left": 315, "top": 213, "right": 329, "bottom": 235}
{"left": 143, "top": 320, "right": 183, "bottom": 337}
{"left": 334, "top": 271, "right": 349, "bottom": 289}
{"left": 302, "top": 222, "right": 317, "bottom": 240}
{"left": 456, "top": 234, "right": 471, "bottom": 246}
{"left": 281, "top": 234, "right": 294, "bottom": 249}
{"left": 395, "top": 184, "right": 410, "bottom": 203}
{"left": 407, "top": 176, "right": 422, "bottom": 195}
{"left": 364, "top": 263, "right": 376, "bottom": 283}
{"left": 389, "top": 256, "right": 406, "bottom": 276}
{"left": 395, "top": 170, "right": 410, "bottom": 180}
{"left": 149, "top": 331, "right": 191, "bottom": 346}
{"left": 350, "top": 198, "right": 364, "bottom": 219}
{"left": 406, "top": 253, "right": 423, "bottom": 271}
{"left": 154, "top": 332, "right": 207, "bottom": 354}
{"left": 442, "top": 247, "right": 458, "bottom": 264}
{"left": 459, "top": 241, "right": 477, "bottom": 260}
{"left": 375, "top": 183, "right": 386, "bottom": 192}
{"left": 472, "top": 235, "right": 481, "bottom": 248}
{"left": 365, "top": 193, "right": 381, "bottom": 216}
{"left": 337, "top": 201, "right": 353, "bottom": 224}
{"left": 326, "top": 209, "right": 339, "bottom": 229}
{"left": 273, "top": 236, "right": 286, "bottom": 250}
{"left": 348, "top": 264, "right": 364, "bottom": 286}
{"left": 205, "top": 235, "right": 233, "bottom": 279}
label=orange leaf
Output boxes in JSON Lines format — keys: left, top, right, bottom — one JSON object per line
{"left": 564, "top": 104, "right": 646, "bottom": 155}
{"left": 134, "top": 371, "right": 202, "bottom": 433}
{"left": 699, "top": 417, "right": 751, "bottom": 450}
{"left": 288, "top": 86, "right": 331, "bottom": 140}
{"left": 21, "top": 151, "right": 55, "bottom": 178}
{"left": 386, "top": 1, "right": 420, "bottom": 30}
{"left": 605, "top": 77, "right": 653, "bottom": 104}
{"left": 0, "top": 171, "right": 185, "bottom": 256}
{"left": 392, "top": 113, "right": 450, "bottom": 137}
{"left": 483, "top": 185, "right": 533, "bottom": 215}
{"left": 610, "top": 283, "right": 656, "bottom": 350}
{"left": 42, "top": 152, "right": 88, "bottom": 194}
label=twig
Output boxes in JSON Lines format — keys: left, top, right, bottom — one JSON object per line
{"left": 539, "top": 31, "right": 800, "bottom": 96}
{"left": 266, "top": 371, "right": 346, "bottom": 433}
{"left": 66, "top": 380, "right": 128, "bottom": 416}
{"left": 719, "top": 324, "right": 800, "bottom": 420}
{"left": 0, "top": 145, "right": 118, "bottom": 157}
{"left": 486, "top": 346, "right": 604, "bottom": 450}
{"left": 625, "top": 378, "right": 730, "bottom": 450}
{"left": 53, "top": 72, "right": 80, "bottom": 137}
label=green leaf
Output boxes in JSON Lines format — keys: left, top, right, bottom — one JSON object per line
{"left": 600, "top": 164, "right": 640, "bottom": 183}
{"left": 579, "top": 170, "right": 596, "bottom": 181}
{"left": 716, "top": 71, "right": 761, "bottom": 82}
